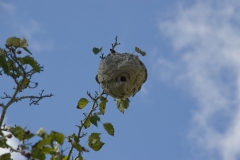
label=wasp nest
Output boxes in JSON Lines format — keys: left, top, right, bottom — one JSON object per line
{"left": 96, "top": 52, "right": 147, "bottom": 99}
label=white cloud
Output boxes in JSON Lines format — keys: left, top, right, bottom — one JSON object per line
{"left": 158, "top": 0, "right": 240, "bottom": 160}
{"left": 0, "top": 132, "right": 25, "bottom": 160}
{"left": 0, "top": 118, "right": 26, "bottom": 160}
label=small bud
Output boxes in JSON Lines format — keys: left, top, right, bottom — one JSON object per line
{"left": 24, "top": 152, "right": 31, "bottom": 158}
{"left": 17, "top": 50, "right": 22, "bottom": 54}
{"left": 6, "top": 134, "right": 12, "bottom": 139}
{"left": 68, "top": 138, "right": 72, "bottom": 142}
{"left": 25, "top": 130, "right": 30, "bottom": 135}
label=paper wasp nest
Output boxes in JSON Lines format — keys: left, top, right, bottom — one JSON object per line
{"left": 96, "top": 52, "right": 147, "bottom": 99}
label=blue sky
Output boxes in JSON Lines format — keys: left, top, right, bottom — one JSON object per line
{"left": 1, "top": 0, "right": 240, "bottom": 160}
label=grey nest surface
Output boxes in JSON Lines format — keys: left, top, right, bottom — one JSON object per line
{"left": 96, "top": 52, "right": 147, "bottom": 99}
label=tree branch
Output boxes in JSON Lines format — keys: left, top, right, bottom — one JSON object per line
{"left": 15, "top": 91, "right": 53, "bottom": 105}
{"left": 0, "top": 88, "right": 19, "bottom": 136}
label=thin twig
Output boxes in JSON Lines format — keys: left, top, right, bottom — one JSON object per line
{"left": 15, "top": 91, "right": 53, "bottom": 105}
{"left": 110, "top": 36, "right": 121, "bottom": 53}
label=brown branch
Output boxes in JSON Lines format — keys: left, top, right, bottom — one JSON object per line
{"left": 0, "top": 86, "right": 19, "bottom": 135}
{"left": 15, "top": 90, "right": 53, "bottom": 105}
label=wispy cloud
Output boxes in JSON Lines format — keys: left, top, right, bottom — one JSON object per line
{"left": 0, "top": 2, "right": 53, "bottom": 53}
{"left": 158, "top": 0, "right": 240, "bottom": 160}
{"left": 0, "top": 1, "right": 15, "bottom": 16}
{"left": 19, "top": 20, "right": 53, "bottom": 52}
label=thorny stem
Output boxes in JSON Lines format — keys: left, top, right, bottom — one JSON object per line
{"left": 67, "top": 90, "right": 104, "bottom": 160}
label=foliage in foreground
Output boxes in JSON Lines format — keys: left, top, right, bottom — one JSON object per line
{"left": 0, "top": 36, "right": 146, "bottom": 160}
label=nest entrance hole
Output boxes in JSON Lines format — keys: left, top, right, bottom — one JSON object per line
{"left": 120, "top": 76, "right": 127, "bottom": 82}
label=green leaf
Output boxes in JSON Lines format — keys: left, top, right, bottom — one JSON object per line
{"left": 0, "top": 48, "right": 7, "bottom": 55}
{"left": 100, "top": 95, "right": 107, "bottom": 101}
{"left": 62, "top": 156, "right": 68, "bottom": 160}
{"left": 77, "top": 98, "right": 89, "bottom": 109}
{"left": 89, "top": 140, "right": 104, "bottom": 151}
{"left": 20, "top": 56, "right": 40, "bottom": 72}
{"left": 41, "top": 146, "right": 55, "bottom": 154}
{"left": 36, "top": 127, "right": 47, "bottom": 138}
{"left": 19, "top": 78, "right": 30, "bottom": 91}
{"left": 92, "top": 47, "right": 102, "bottom": 55}
{"left": 99, "top": 101, "right": 106, "bottom": 114}
{"left": 51, "top": 155, "right": 62, "bottom": 160}
{"left": 83, "top": 118, "right": 91, "bottom": 129}
{"left": 72, "top": 141, "right": 83, "bottom": 152}
{"left": 23, "top": 47, "right": 32, "bottom": 55}
{"left": 7, "top": 60, "right": 16, "bottom": 71}
{"left": 0, "top": 136, "right": 7, "bottom": 148}
{"left": 20, "top": 36, "right": 28, "bottom": 48}
{"left": 6, "top": 37, "right": 21, "bottom": 47}
{"left": 25, "top": 132, "right": 35, "bottom": 140}
{"left": 0, "top": 153, "right": 11, "bottom": 160}
{"left": 135, "top": 46, "right": 146, "bottom": 56}
{"left": 82, "top": 146, "right": 89, "bottom": 152}
{"left": 88, "top": 133, "right": 104, "bottom": 151}
{"left": 8, "top": 126, "right": 26, "bottom": 140}
{"left": 20, "top": 36, "right": 32, "bottom": 54}
{"left": 31, "top": 148, "right": 46, "bottom": 160}
{"left": 50, "top": 131, "right": 65, "bottom": 145}
{"left": 103, "top": 122, "right": 114, "bottom": 136}
{"left": 116, "top": 99, "right": 130, "bottom": 113}
{"left": 88, "top": 133, "right": 101, "bottom": 142}
{"left": 75, "top": 156, "right": 84, "bottom": 160}
{"left": 90, "top": 115, "right": 100, "bottom": 127}
{"left": 54, "top": 142, "right": 61, "bottom": 153}
{"left": 73, "top": 134, "right": 79, "bottom": 143}
{"left": 0, "top": 54, "right": 10, "bottom": 74}
{"left": 0, "top": 136, "right": 6, "bottom": 141}
{"left": 99, "top": 95, "right": 107, "bottom": 114}
{"left": 34, "top": 136, "right": 52, "bottom": 148}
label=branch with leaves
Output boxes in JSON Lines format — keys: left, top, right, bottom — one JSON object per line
{"left": 66, "top": 90, "right": 110, "bottom": 160}
{"left": 0, "top": 37, "right": 54, "bottom": 159}
{"left": 0, "top": 36, "right": 146, "bottom": 160}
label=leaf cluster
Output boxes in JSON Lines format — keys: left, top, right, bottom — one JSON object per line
{"left": 0, "top": 37, "right": 41, "bottom": 92}
{"left": 0, "top": 125, "right": 66, "bottom": 160}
